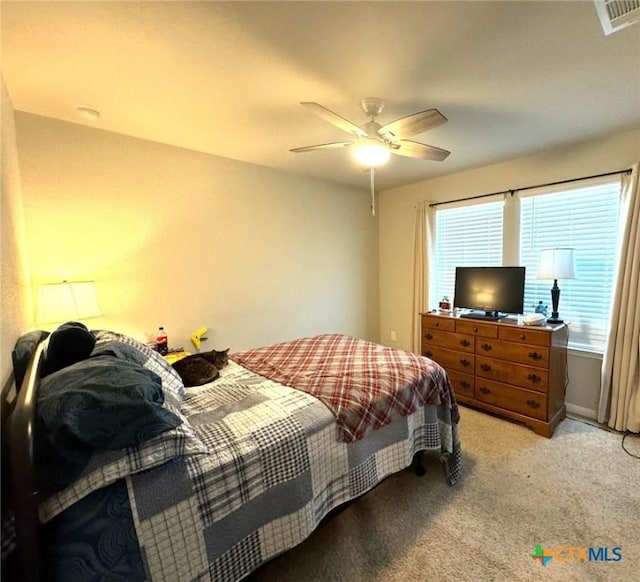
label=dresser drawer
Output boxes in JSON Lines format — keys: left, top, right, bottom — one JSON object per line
{"left": 421, "top": 345, "right": 475, "bottom": 374}
{"left": 447, "top": 370, "right": 475, "bottom": 398}
{"left": 455, "top": 319, "right": 498, "bottom": 338}
{"left": 498, "top": 326, "right": 550, "bottom": 347}
{"left": 422, "top": 329, "right": 474, "bottom": 353}
{"left": 421, "top": 314, "right": 456, "bottom": 332}
{"left": 475, "top": 378, "right": 548, "bottom": 421}
{"left": 475, "top": 339, "right": 549, "bottom": 368}
{"left": 476, "top": 356, "right": 549, "bottom": 393}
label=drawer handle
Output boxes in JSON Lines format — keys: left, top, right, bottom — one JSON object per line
{"left": 425, "top": 332, "right": 433, "bottom": 340}
{"left": 479, "top": 386, "right": 491, "bottom": 395}
{"left": 526, "top": 399, "right": 541, "bottom": 410}
{"left": 424, "top": 350, "right": 433, "bottom": 358}
{"left": 480, "top": 363, "right": 492, "bottom": 372}
{"left": 520, "top": 334, "right": 526, "bottom": 340}
{"left": 460, "top": 339, "right": 471, "bottom": 347}
{"left": 460, "top": 380, "right": 470, "bottom": 389}
{"left": 480, "top": 343, "right": 492, "bottom": 352}
{"left": 527, "top": 373, "right": 541, "bottom": 384}
{"left": 435, "top": 322, "right": 440, "bottom": 327}
{"left": 528, "top": 351, "right": 543, "bottom": 361}
{"left": 473, "top": 327, "right": 479, "bottom": 333}
{"left": 460, "top": 358, "right": 471, "bottom": 367}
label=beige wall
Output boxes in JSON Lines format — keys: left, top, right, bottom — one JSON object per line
{"left": 15, "top": 113, "right": 379, "bottom": 351}
{"left": 1, "top": 76, "right": 31, "bottom": 388}
{"left": 378, "top": 127, "right": 640, "bottom": 417}
{"left": 8, "top": 107, "right": 639, "bottom": 417}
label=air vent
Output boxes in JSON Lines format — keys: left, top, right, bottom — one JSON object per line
{"left": 595, "top": 0, "right": 640, "bottom": 34}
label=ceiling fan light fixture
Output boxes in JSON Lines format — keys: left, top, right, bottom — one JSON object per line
{"left": 353, "top": 139, "right": 391, "bottom": 167}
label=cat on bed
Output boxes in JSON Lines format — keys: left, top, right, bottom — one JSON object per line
{"left": 171, "top": 349, "right": 229, "bottom": 387}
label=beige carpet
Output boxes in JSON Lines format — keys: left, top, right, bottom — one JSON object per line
{"left": 248, "top": 406, "right": 640, "bottom": 582}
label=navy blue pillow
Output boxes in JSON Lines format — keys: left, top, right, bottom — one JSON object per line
{"left": 36, "top": 356, "right": 181, "bottom": 493}
{"left": 90, "top": 341, "right": 148, "bottom": 367}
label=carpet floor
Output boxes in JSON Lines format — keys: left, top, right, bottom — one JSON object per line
{"left": 248, "top": 406, "right": 639, "bottom": 581}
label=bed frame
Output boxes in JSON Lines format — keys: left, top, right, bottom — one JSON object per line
{"left": 2, "top": 339, "right": 430, "bottom": 582}
{"left": 2, "top": 340, "right": 47, "bottom": 582}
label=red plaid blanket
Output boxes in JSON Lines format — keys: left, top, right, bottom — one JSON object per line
{"left": 231, "top": 334, "right": 458, "bottom": 442}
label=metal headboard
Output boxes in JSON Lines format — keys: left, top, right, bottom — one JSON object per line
{"left": 8, "top": 340, "right": 47, "bottom": 582}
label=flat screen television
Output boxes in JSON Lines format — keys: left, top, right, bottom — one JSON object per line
{"left": 453, "top": 266, "right": 526, "bottom": 320}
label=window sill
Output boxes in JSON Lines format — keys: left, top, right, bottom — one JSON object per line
{"left": 567, "top": 345, "right": 604, "bottom": 360}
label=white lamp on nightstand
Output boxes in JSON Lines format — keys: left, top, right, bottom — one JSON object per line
{"left": 36, "top": 281, "right": 102, "bottom": 325}
{"left": 536, "top": 248, "right": 575, "bottom": 324}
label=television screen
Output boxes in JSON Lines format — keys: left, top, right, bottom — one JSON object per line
{"left": 453, "top": 266, "right": 526, "bottom": 320}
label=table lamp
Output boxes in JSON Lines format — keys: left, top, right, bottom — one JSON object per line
{"left": 536, "top": 248, "right": 575, "bottom": 324}
{"left": 36, "top": 281, "right": 102, "bottom": 324}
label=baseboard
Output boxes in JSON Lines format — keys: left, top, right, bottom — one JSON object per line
{"left": 566, "top": 403, "right": 597, "bottom": 420}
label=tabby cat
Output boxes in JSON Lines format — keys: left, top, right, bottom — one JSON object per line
{"left": 171, "top": 348, "right": 229, "bottom": 387}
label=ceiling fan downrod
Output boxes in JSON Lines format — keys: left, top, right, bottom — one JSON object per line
{"left": 370, "top": 167, "right": 376, "bottom": 216}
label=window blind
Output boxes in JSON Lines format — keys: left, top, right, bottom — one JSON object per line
{"left": 519, "top": 180, "right": 622, "bottom": 351}
{"left": 433, "top": 200, "right": 504, "bottom": 305}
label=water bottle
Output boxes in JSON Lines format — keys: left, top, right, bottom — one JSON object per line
{"left": 156, "top": 326, "right": 168, "bottom": 355}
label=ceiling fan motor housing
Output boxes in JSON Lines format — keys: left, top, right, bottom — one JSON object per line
{"left": 364, "top": 120, "right": 384, "bottom": 139}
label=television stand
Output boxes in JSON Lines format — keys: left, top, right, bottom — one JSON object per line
{"left": 459, "top": 310, "right": 504, "bottom": 321}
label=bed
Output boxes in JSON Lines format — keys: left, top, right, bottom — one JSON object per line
{"left": 5, "top": 328, "right": 461, "bottom": 582}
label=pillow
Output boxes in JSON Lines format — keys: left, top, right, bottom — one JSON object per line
{"left": 92, "top": 330, "right": 185, "bottom": 409}
{"left": 90, "top": 340, "right": 149, "bottom": 367}
{"left": 39, "top": 400, "right": 207, "bottom": 523}
{"left": 38, "top": 330, "right": 208, "bottom": 522}
{"left": 12, "top": 330, "right": 50, "bottom": 390}
{"left": 36, "top": 356, "right": 182, "bottom": 494}
{"left": 42, "top": 321, "right": 96, "bottom": 376}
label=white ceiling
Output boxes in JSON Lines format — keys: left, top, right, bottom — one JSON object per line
{"left": 2, "top": 1, "right": 640, "bottom": 191}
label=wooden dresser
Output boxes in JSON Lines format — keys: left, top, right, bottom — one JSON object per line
{"left": 420, "top": 312, "right": 568, "bottom": 437}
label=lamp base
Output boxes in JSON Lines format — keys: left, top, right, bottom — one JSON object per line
{"left": 546, "top": 317, "right": 564, "bottom": 325}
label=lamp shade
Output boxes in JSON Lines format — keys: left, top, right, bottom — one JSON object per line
{"left": 536, "top": 248, "right": 576, "bottom": 280}
{"left": 36, "top": 281, "right": 102, "bottom": 324}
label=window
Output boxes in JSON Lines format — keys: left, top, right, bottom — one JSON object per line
{"left": 431, "top": 177, "right": 622, "bottom": 353}
{"left": 519, "top": 179, "right": 622, "bottom": 352}
{"left": 432, "top": 199, "right": 504, "bottom": 305}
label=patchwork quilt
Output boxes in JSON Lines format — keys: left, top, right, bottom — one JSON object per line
{"left": 38, "top": 332, "right": 461, "bottom": 582}
{"left": 127, "top": 361, "right": 461, "bottom": 582}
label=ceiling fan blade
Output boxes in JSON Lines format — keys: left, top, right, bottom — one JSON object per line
{"left": 301, "top": 102, "right": 367, "bottom": 139}
{"left": 379, "top": 109, "right": 447, "bottom": 139}
{"left": 290, "top": 141, "right": 353, "bottom": 153}
{"left": 394, "top": 140, "right": 450, "bottom": 161}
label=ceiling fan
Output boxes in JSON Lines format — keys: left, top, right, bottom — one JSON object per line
{"left": 291, "top": 98, "right": 450, "bottom": 214}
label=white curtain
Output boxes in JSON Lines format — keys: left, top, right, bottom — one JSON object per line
{"left": 412, "top": 202, "right": 435, "bottom": 353}
{"left": 599, "top": 163, "right": 640, "bottom": 432}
